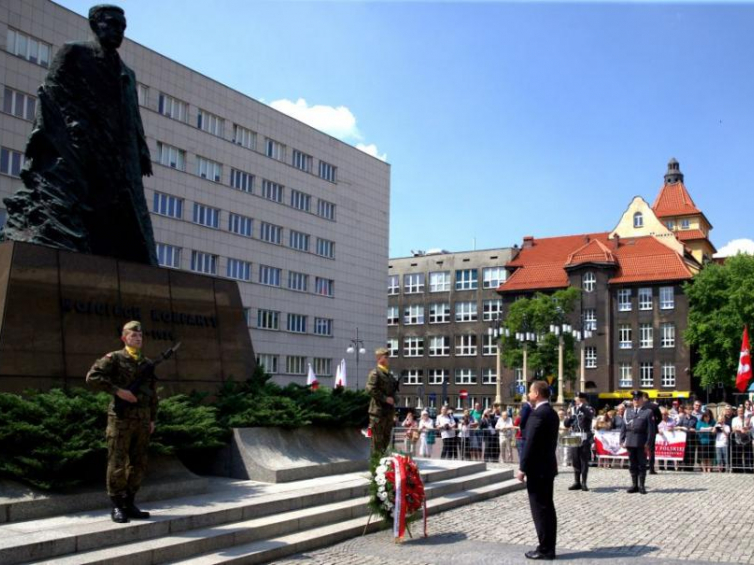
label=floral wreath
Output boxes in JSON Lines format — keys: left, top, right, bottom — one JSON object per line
{"left": 368, "top": 452, "right": 427, "bottom": 540}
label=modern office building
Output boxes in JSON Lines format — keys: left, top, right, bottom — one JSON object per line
{"left": 0, "top": 0, "right": 390, "bottom": 387}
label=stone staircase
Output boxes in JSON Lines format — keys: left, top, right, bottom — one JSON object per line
{"left": 0, "top": 460, "right": 523, "bottom": 565}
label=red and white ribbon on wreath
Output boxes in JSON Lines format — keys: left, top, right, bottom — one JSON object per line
{"left": 391, "top": 455, "right": 408, "bottom": 539}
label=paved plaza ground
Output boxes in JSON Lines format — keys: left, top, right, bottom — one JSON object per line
{"left": 271, "top": 466, "right": 754, "bottom": 565}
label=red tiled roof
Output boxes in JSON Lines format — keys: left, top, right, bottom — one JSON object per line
{"left": 608, "top": 237, "right": 693, "bottom": 284}
{"left": 652, "top": 182, "right": 701, "bottom": 218}
{"left": 675, "top": 229, "right": 707, "bottom": 242}
{"left": 566, "top": 239, "right": 616, "bottom": 267}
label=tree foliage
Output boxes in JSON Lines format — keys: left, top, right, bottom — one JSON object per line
{"left": 684, "top": 254, "right": 754, "bottom": 387}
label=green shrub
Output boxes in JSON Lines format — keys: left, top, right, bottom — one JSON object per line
{"left": 151, "top": 394, "right": 227, "bottom": 454}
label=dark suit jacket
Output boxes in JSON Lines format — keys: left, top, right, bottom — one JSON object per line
{"left": 620, "top": 406, "right": 655, "bottom": 448}
{"left": 520, "top": 401, "right": 560, "bottom": 478}
{"left": 519, "top": 402, "right": 533, "bottom": 439}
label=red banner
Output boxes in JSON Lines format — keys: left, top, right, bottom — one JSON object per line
{"left": 593, "top": 430, "right": 687, "bottom": 461}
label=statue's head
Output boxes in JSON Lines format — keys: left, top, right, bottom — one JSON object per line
{"left": 88, "top": 5, "right": 126, "bottom": 50}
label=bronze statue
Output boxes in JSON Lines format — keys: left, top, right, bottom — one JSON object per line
{"left": 1, "top": 5, "right": 158, "bottom": 265}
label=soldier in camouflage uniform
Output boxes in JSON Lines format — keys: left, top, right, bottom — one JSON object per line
{"left": 366, "top": 347, "right": 398, "bottom": 455}
{"left": 86, "top": 321, "right": 157, "bottom": 523}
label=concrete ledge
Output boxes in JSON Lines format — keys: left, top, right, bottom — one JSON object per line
{"left": 219, "top": 427, "right": 370, "bottom": 483}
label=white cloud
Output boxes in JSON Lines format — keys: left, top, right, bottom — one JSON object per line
{"left": 714, "top": 238, "right": 754, "bottom": 258}
{"left": 269, "top": 98, "right": 386, "bottom": 161}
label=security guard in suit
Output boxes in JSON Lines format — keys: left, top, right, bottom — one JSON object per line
{"left": 564, "top": 392, "right": 595, "bottom": 491}
{"left": 620, "top": 390, "right": 655, "bottom": 494}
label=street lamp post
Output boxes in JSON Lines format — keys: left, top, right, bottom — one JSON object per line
{"left": 514, "top": 328, "right": 536, "bottom": 393}
{"left": 549, "top": 322, "right": 572, "bottom": 405}
{"left": 346, "top": 327, "right": 367, "bottom": 390}
{"left": 488, "top": 315, "right": 509, "bottom": 404}
{"left": 572, "top": 326, "right": 593, "bottom": 393}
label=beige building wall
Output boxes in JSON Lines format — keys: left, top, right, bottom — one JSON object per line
{"left": 610, "top": 196, "right": 682, "bottom": 254}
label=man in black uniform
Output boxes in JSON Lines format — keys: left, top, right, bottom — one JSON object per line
{"left": 642, "top": 391, "right": 662, "bottom": 474}
{"left": 564, "top": 392, "right": 595, "bottom": 491}
{"left": 620, "top": 391, "right": 655, "bottom": 494}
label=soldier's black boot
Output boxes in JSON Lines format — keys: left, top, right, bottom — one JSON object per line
{"left": 123, "top": 494, "right": 150, "bottom": 519}
{"left": 581, "top": 470, "right": 589, "bottom": 491}
{"left": 638, "top": 475, "right": 647, "bottom": 495}
{"left": 110, "top": 496, "right": 129, "bottom": 523}
{"left": 568, "top": 472, "right": 582, "bottom": 490}
{"left": 627, "top": 475, "right": 639, "bottom": 494}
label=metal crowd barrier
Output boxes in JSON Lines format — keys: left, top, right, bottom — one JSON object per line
{"left": 389, "top": 426, "right": 521, "bottom": 464}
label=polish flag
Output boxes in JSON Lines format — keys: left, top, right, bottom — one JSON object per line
{"left": 334, "top": 359, "right": 347, "bottom": 388}
{"left": 306, "top": 363, "right": 319, "bottom": 390}
{"left": 735, "top": 326, "right": 752, "bottom": 392}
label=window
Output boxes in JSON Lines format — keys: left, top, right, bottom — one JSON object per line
{"left": 158, "top": 92, "right": 188, "bottom": 122}
{"left": 403, "top": 370, "right": 422, "bottom": 385}
{"left": 287, "top": 313, "right": 307, "bottom": 333}
{"left": 680, "top": 218, "right": 690, "bottom": 229}
{"left": 2, "top": 87, "right": 36, "bottom": 120}
{"left": 387, "top": 339, "right": 399, "bottom": 357}
{"left": 259, "top": 265, "right": 281, "bottom": 287}
{"left": 583, "top": 272, "right": 596, "bottom": 293}
{"left": 289, "top": 230, "right": 310, "bottom": 251}
{"left": 288, "top": 271, "right": 308, "bottom": 292}
{"left": 317, "top": 199, "right": 336, "bottom": 220}
{"left": 455, "top": 335, "right": 477, "bottom": 356}
{"left": 404, "top": 304, "right": 424, "bottom": 325}
{"left": 228, "top": 213, "right": 253, "bottom": 237}
{"left": 428, "top": 369, "right": 447, "bottom": 385}
{"left": 197, "top": 109, "right": 224, "bottom": 137}
{"left": 315, "top": 277, "right": 334, "bottom": 297}
{"left": 455, "top": 269, "right": 478, "bottom": 290}
{"left": 455, "top": 301, "right": 478, "bottom": 322}
{"left": 618, "top": 288, "right": 632, "bottom": 311}
{"left": 257, "top": 309, "right": 279, "bottom": 330}
{"left": 483, "top": 267, "right": 506, "bottom": 289}
{"left": 639, "top": 323, "right": 653, "bottom": 348}
{"left": 192, "top": 203, "right": 220, "bottom": 229}
{"left": 261, "top": 179, "right": 284, "bottom": 203}
{"left": 155, "top": 243, "right": 180, "bottom": 268}
{"left": 583, "top": 309, "right": 596, "bottom": 331}
{"left": 455, "top": 369, "right": 477, "bottom": 385}
{"left": 638, "top": 288, "right": 653, "bottom": 311}
{"left": 257, "top": 354, "right": 278, "bottom": 374}
{"left": 429, "top": 336, "right": 450, "bottom": 357}
{"left": 429, "top": 302, "right": 450, "bottom": 324}
{"left": 585, "top": 346, "right": 597, "bottom": 368}
{"left": 387, "top": 306, "right": 399, "bottom": 325}
{"left": 661, "top": 364, "right": 676, "bottom": 387}
{"left": 243, "top": 308, "right": 252, "bottom": 327}
{"left": 515, "top": 368, "right": 525, "bottom": 389}
{"left": 313, "top": 358, "right": 332, "bottom": 377}
{"left": 619, "top": 363, "right": 633, "bottom": 388}
{"left": 232, "top": 124, "right": 256, "bottom": 149}
{"left": 6, "top": 29, "right": 51, "bottom": 67}
{"left": 290, "top": 189, "right": 311, "bottom": 212}
{"left": 660, "top": 287, "right": 675, "bottom": 310}
{"left": 316, "top": 238, "right": 335, "bottom": 258}
{"left": 482, "top": 368, "right": 497, "bottom": 385}
{"left": 388, "top": 275, "right": 399, "bottom": 295}
{"left": 230, "top": 169, "right": 254, "bottom": 193}
{"left": 319, "top": 160, "right": 337, "bottom": 182}
{"left": 314, "top": 317, "right": 333, "bottom": 336}
{"left": 429, "top": 271, "right": 451, "bottom": 292}
{"left": 482, "top": 334, "right": 498, "bottom": 356}
{"left": 633, "top": 212, "right": 644, "bottom": 228}
{"left": 666, "top": 220, "right": 675, "bottom": 230}
{"left": 227, "top": 258, "right": 251, "bottom": 281}
{"left": 661, "top": 323, "right": 676, "bottom": 348}
{"left": 190, "top": 251, "right": 217, "bottom": 275}
{"left": 292, "top": 149, "right": 312, "bottom": 172}
{"left": 156, "top": 142, "right": 186, "bottom": 170}
{"left": 265, "top": 138, "right": 285, "bottom": 161}
{"left": 640, "top": 362, "right": 654, "bottom": 387}
{"left": 260, "top": 222, "right": 282, "bottom": 244}
{"left": 286, "top": 356, "right": 306, "bottom": 375}
{"left": 0, "top": 147, "right": 22, "bottom": 177}
{"left": 404, "top": 337, "right": 424, "bottom": 357}
{"left": 153, "top": 192, "right": 183, "bottom": 218}
{"left": 482, "top": 299, "right": 502, "bottom": 321}
{"left": 404, "top": 273, "right": 425, "bottom": 293}
{"left": 618, "top": 324, "right": 632, "bottom": 349}
{"left": 196, "top": 157, "right": 222, "bottom": 182}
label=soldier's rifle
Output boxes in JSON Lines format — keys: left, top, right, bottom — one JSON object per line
{"left": 113, "top": 342, "right": 181, "bottom": 417}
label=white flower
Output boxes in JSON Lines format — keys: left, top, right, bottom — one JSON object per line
{"left": 376, "top": 477, "right": 386, "bottom": 487}
{"left": 376, "top": 465, "right": 387, "bottom": 475}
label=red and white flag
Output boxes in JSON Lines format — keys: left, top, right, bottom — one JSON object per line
{"left": 306, "top": 363, "right": 319, "bottom": 390}
{"left": 735, "top": 326, "right": 752, "bottom": 392}
{"left": 334, "top": 359, "right": 347, "bottom": 388}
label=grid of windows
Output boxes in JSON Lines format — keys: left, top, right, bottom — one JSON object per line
{"left": 404, "top": 273, "right": 425, "bottom": 293}
{"left": 661, "top": 323, "right": 676, "bottom": 348}
{"left": 402, "top": 370, "right": 422, "bottom": 385}
{"left": 261, "top": 179, "right": 284, "bottom": 203}
{"left": 583, "top": 309, "right": 597, "bottom": 331}
{"left": 640, "top": 362, "right": 654, "bottom": 387}
{"left": 232, "top": 124, "right": 256, "bottom": 149}
{"left": 227, "top": 258, "right": 251, "bottom": 281}
{"left": 6, "top": 29, "right": 51, "bottom": 67}
{"left": 660, "top": 287, "right": 675, "bottom": 309}
{"left": 429, "top": 303, "right": 450, "bottom": 324}
{"left": 287, "top": 271, "right": 308, "bottom": 292}
{"left": 193, "top": 203, "right": 220, "bottom": 228}
{"left": 455, "top": 302, "right": 478, "bottom": 322}
{"left": 482, "top": 299, "right": 502, "bottom": 321}
{"left": 619, "top": 363, "right": 633, "bottom": 388}
{"left": 155, "top": 243, "right": 180, "bottom": 268}
{"left": 638, "top": 288, "right": 653, "bottom": 310}
{"left": 316, "top": 238, "right": 335, "bottom": 258}
{"left": 315, "top": 277, "right": 334, "bottom": 297}
{"left": 388, "top": 275, "right": 399, "bottom": 295}
{"left": 158, "top": 92, "right": 188, "bottom": 122}
{"left": 482, "top": 334, "right": 498, "bottom": 356}
{"left": 156, "top": 142, "right": 186, "bottom": 170}
{"left": 583, "top": 272, "right": 596, "bottom": 292}
{"left": 259, "top": 265, "right": 281, "bottom": 287}
{"left": 319, "top": 160, "right": 337, "bottom": 182}
{"left": 257, "top": 309, "right": 279, "bottom": 330}
{"left": 585, "top": 346, "right": 597, "bottom": 368}
{"left": 404, "top": 337, "right": 424, "bottom": 357}
{"left": 153, "top": 192, "right": 183, "bottom": 218}
{"left": 289, "top": 230, "right": 310, "bottom": 251}
{"left": 455, "top": 335, "right": 477, "bottom": 356}
{"left": 317, "top": 199, "right": 336, "bottom": 220}
{"left": 290, "top": 189, "right": 311, "bottom": 212}
{"left": 404, "top": 305, "right": 424, "bottom": 325}
{"left": 228, "top": 213, "right": 253, "bottom": 237}
{"left": 257, "top": 354, "right": 278, "bottom": 373}
{"left": 455, "top": 369, "right": 477, "bottom": 385}
{"left": 0, "top": 147, "right": 23, "bottom": 177}
{"left": 680, "top": 219, "right": 690, "bottom": 229}
{"left": 661, "top": 364, "right": 676, "bottom": 387}
{"left": 455, "top": 269, "right": 478, "bottom": 290}
{"left": 313, "top": 357, "right": 332, "bottom": 377}
{"left": 387, "top": 306, "right": 399, "bottom": 325}
{"left": 197, "top": 109, "right": 224, "bottom": 137}
{"left": 428, "top": 370, "right": 447, "bottom": 385}
{"left": 482, "top": 267, "right": 506, "bottom": 289}
{"left": 265, "top": 138, "right": 285, "bottom": 161}
{"left": 287, "top": 314, "right": 307, "bottom": 333}
{"left": 387, "top": 339, "right": 399, "bottom": 357}
{"left": 482, "top": 368, "right": 497, "bottom": 385}
{"left": 197, "top": 156, "right": 222, "bottom": 182}
{"left": 292, "top": 149, "right": 312, "bottom": 172}
{"left": 230, "top": 169, "right": 253, "bottom": 192}
{"left": 260, "top": 222, "right": 282, "bottom": 244}
{"left": 286, "top": 356, "right": 306, "bottom": 375}
{"left": 618, "top": 289, "right": 632, "bottom": 311}
{"left": 639, "top": 323, "right": 653, "bottom": 348}
{"left": 619, "top": 324, "right": 632, "bottom": 349}
{"left": 2, "top": 87, "right": 35, "bottom": 120}
{"left": 314, "top": 317, "right": 333, "bottom": 336}
{"left": 429, "top": 336, "right": 450, "bottom": 357}
{"left": 190, "top": 250, "right": 217, "bottom": 275}
{"left": 429, "top": 271, "right": 451, "bottom": 292}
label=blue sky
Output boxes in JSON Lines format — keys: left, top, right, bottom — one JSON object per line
{"left": 57, "top": 0, "right": 754, "bottom": 258}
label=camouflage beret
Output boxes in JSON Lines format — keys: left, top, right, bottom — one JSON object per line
{"left": 122, "top": 320, "right": 142, "bottom": 333}
{"left": 375, "top": 347, "right": 390, "bottom": 356}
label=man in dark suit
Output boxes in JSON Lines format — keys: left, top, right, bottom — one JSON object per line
{"left": 517, "top": 380, "right": 560, "bottom": 560}
{"left": 620, "top": 391, "right": 655, "bottom": 494}
{"left": 641, "top": 392, "right": 662, "bottom": 474}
